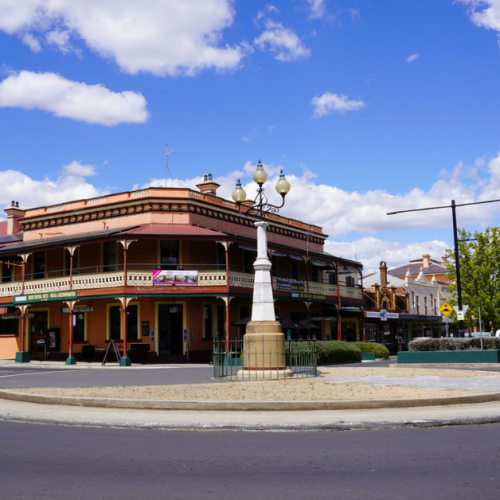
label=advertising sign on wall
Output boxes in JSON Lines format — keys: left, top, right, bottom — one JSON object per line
{"left": 276, "top": 277, "right": 305, "bottom": 291}
{"left": 152, "top": 270, "right": 198, "bottom": 286}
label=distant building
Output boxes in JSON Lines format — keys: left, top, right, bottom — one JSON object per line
{"left": 363, "top": 261, "right": 450, "bottom": 352}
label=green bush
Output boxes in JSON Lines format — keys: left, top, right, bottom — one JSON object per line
{"left": 409, "top": 337, "right": 500, "bottom": 352}
{"left": 352, "top": 342, "right": 390, "bottom": 360}
{"left": 315, "top": 341, "right": 362, "bottom": 365}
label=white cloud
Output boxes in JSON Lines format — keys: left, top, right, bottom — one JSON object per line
{"left": 63, "top": 161, "right": 96, "bottom": 177}
{"left": 143, "top": 152, "right": 500, "bottom": 240}
{"left": 311, "top": 92, "right": 365, "bottom": 117}
{"left": 46, "top": 29, "right": 75, "bottom": 54}
{"left": 304, "top": 0, "right": 327, "bottom": 20}
{"left": 325, "top": 238, "right": 449, "bottom": 274}
{"left": 0, "top": 70, "right": 149, "bottom": 125}
{"left": 0, "top": 0, "right": 245, "bottom": 77}
{"left": 22, "top": 33, "right": 41, "bottom": 52}
{"left": 406, "top": 53, "right": 420, "bottom": 63}
{"left": 458, "top": 1, "right": 500, "bottom": 31}
{"left": 255, "top": 19, "right": 311, "bottom": 61}
{"left": 0, "top": 168, "right": 104, "bottom": 210}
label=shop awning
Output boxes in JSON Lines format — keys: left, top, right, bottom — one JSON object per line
{"left": 239, "top": 244, "right": 257, "bottom": 252}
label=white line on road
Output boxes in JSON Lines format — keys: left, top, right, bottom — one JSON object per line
{"left": 0, "top": 370, "right": 73, "bottom": 379}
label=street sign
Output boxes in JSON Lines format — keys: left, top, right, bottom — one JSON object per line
{"left": 440, "top": 302, "right": 453, "bottom": 317}
{"left": 453, "top": 305, "right": 469, "bottom": 315}
{"left": 380, "top": 309, "right": 387, "bottom": 321}
{"left": 457, "top": 311, "right": 465, "bottom": 320}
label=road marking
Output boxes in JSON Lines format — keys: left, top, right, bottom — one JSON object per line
{"left": 0, "top": 370, "right": 73, "bottom": 379}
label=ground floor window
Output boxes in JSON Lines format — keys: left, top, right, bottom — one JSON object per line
{"left": 73, "top": 313, "right": 85, "bottom": 342}
{"left": 109, "top": 305, "right": 121, "bottom": 341}
{"left": 0, "top": 316, "right": 19, "bottom": 335}
{"left": 203, "top": 303, "right": 225, "bottom": 340}
{"left": 365, "top": 323, "right": 376, "bottom": 342}
{"left": 341, "top": 322, "right": 356, "bottom": 342}
{"left": 127, "top": 304, "right": 139, "bottom": 340}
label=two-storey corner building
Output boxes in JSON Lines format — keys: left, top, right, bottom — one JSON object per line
{"left": 0, "top": 179, "right": 363, "bottom": 363}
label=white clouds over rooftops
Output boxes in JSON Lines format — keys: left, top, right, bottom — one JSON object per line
{"left": 254, "top": 19, "right": 311, "bottom": 62}
{"left": 63, "top": 161, "right": 97, "bottom": 177}
{"left": 0, "top": 0, "right": 245, "bottom": 77}
{"left": 0, "top": 71, "right": 149, "bottom": 126}
{"left": 311, "top": 92, "right": 365, "bottom": 117}
{"left": 406, "top": 53, "right": 420, "bottom": 62}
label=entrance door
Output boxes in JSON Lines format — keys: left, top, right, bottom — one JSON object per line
{"left": 30, "top": 311, "right": 48, "bottom": 355}
{"left": 158, "top": 304, "right": 183, "bottom": 355}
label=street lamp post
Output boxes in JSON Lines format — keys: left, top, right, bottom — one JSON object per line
{"left": 232, "top": 160, "right": 292, "bottom": 379}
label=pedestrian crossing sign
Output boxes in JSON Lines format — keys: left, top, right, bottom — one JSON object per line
{"left": 440, "top": 302, "right": 453, "bottom": 317}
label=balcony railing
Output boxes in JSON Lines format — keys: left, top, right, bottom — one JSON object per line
{"left": 0, "top": 268, "right": 362, "bottom": 300}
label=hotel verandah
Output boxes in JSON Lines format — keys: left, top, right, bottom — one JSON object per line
{"left": 0, "top": 177, "right": 363, "bottom": 364}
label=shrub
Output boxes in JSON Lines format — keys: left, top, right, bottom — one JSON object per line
{"left": 352, "top": 342, "right": 390, "bottom": 360}
{"left": 314, "top": 341, "right": 362, "bottom": 365}
{"left": 409, "top": 337, "right": 500, "bottom": 352}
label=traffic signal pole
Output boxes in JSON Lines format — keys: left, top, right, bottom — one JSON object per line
{"left": 451, "top": 200, "right": 464, "bottom": 337}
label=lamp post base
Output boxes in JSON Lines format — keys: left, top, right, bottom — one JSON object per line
{"left": 120, "top": 356, "right": 132, "bottom": 367}
{"left": 65, "top": 356, "right": 76, "bottom": 365}
{"left": 15, "top": 351, "right": 30, "bottom": 363}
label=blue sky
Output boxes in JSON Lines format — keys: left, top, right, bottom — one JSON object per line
{"left": 1, "top": 0, "right": 500, "bottom": 271}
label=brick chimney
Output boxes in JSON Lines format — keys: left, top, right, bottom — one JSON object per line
{"left": 4, "top": 201, "right": 25, "bottom": 235}
{"left": 379, "top": 261, "right": 388, "bottom": 287}
{"left": 196, "top": 173, "right": 220, "bottom": 196}
{"left": 423, "top": 253, "right": 430, "bottom": 268}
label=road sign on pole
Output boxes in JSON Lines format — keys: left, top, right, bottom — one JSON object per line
{"left": 439, "top": 302, "right": 453, "bottom": 316}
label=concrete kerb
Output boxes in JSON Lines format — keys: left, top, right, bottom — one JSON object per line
{"left": 2, "top": 388, "right": 500, "bottom": 411}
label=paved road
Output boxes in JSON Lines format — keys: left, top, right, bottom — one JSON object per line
{"left": 0, "top": 366, "right": 217, "bottom": 389}
{"left": 1, "top": 422, "right": 499, "bottom": 499}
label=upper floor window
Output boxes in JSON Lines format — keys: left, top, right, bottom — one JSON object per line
{"left": 346, "top": 276, "right": 355, "bottom": 286}
{"left": 33, "top": 251, "right": 46, "bottom": 280}
{"left": 217, "top": 243, "right": 226, "bottom": 271}
{"left": 424, "top": 296, "right": 428, "bottom": 315}
{"left": 272, "top": 255, "right": 278, "bottom": 278}
{"left": 243, "top": 250, "right": 254, "bottom": 274}
{"left": 161, "top": 241, "right": 179, "bottom": 270}
{"left": 291, "top": 259, "right": 299, "bottom": 280}
{"left": 416, "top": 296, "right": 420, "bottom": 314}
{"left": 103, "top": 242, "right": 117, "bottom": 272}
{"left": 1, "top": 260, "right": 13, "bottom": 283}
{"left": 311, "top": 265, "right": 319, "bottom": 283}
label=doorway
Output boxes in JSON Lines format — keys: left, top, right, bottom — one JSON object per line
{"left": 158, "top": 304, "right": 183, "bottom": 355}
{"left": 30, "top": 311, "right": 48, "bottom": 355}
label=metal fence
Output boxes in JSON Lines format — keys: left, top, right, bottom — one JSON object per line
{"left": 213, "top": 337, "right": 317, "bottom": 380}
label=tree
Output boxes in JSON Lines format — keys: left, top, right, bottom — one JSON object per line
{"left": 445, "top": 227, "right": 500, "bottom": 332}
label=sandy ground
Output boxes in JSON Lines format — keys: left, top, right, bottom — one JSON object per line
{"left": 14, "top": 366, "right": 494, "bottom": 401}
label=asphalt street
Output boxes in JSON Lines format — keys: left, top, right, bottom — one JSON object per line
{"left": 0, "top": 366, "right": 217, "bottom": 389}
{"left": 1, "top": 421, "right": 499, "bottom": 499}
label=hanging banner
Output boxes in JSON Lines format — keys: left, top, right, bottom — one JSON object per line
{"left": 152, "top": 270, "right": 198, "bottom": 286}
{"left": 276, "top": 277, "right": 305, "bottom": 292}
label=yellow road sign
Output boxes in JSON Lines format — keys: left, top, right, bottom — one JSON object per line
{"left": 440, "top": 302, "right": 453, "bottom": 317}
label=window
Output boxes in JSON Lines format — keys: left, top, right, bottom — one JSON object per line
{"left": 73, "top": 313, "right": 85, "bottom": 343}
{"left": 1, "top": 260, "right": 13, "bottom": 283}
{"left": 64, "top": 248, "right": 80, "bottom": 276}
{"left": 291, "top": 259, "right": 299, "bottom": 280}
{"left": 203, "top": 304, "right": 212, "bottom": 339}
{"left": 160, "top": 241, "right": 179, "bottom": 270}
{"left": 216, "top": 305, "right": 225, "bottom": 339}
{"left": 243, "top": 250, "right": 254, "bottom": 274}
{"left": 33, "top": 251, "right": 45, "bottom": 280}
{"left": 311, "top": 265, "right": 319, "bottom": 283}
{"left": 365, "top": 323, "right": 376, "bottom": 342}
{"left": 430, "top": 294, "right": 434, "bottom": 313}
{"left": 272, "top": 255, "right": 278, "bottom": 277}
{"left": 109, "top": 305, "right": 121, "bottom": 340}
{"left": 103, "top": 242, "right": 117, "bottom": 272}
{"left": 0, "top": 310, "right": 19, "bottom": 336}
{"left": 127, "top": 304, "right": 139, "bottom": 340}
{"left": 416, "top": 296, "right": 420, "bottom": 314}
{"left": 217, "top": 243, "right": 226, "bottom": 271}
{"left": 424, "top": 297, "right": 428, "bottom": 315}
{"left": 327, "top": 272, "right": 336, "bottom": 285}
{"left": 411, "top": 291, "right": 415, "bottom": 309}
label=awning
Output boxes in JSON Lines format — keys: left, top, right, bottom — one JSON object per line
{"left": 310, "top": 259, "right": 329, "bottom": 267}
{"left": 289, "top": 254, "right": 304, "bottom": 261}
{"left": 339, "top": 264, "right": 361, "bottom": 274}
{"left": 239, "top": 244, "right": 257, "bottom": 252}
{"left": 272, "top": 251, "right": 288, "bottom": 257}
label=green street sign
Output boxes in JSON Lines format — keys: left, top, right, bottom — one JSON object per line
{"left": 14, "top": 290, "right": 77, "bottom": 304}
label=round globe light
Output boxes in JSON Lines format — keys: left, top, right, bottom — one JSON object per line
{"left": 275, "top": 170, "right": 290, "bottom": 195}
{"left": 232, "top": 179, "right": 247, "bottom": 203}
{"left": 253, "top": 160, "right": 268, "bottom": 185}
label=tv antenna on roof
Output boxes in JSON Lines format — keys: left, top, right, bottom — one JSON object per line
{"left": 165, "top": 144, "right": 174, "bottom": 187}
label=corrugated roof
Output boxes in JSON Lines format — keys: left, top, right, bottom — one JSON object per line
{"left": 119, "top": 224, "right": 226, "bottom": 236}
{"left": 389, "top": 263, "right": 448, "bottom": 276}
{"left": 0, "top": 226, "right": 138, "bottom": 255}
